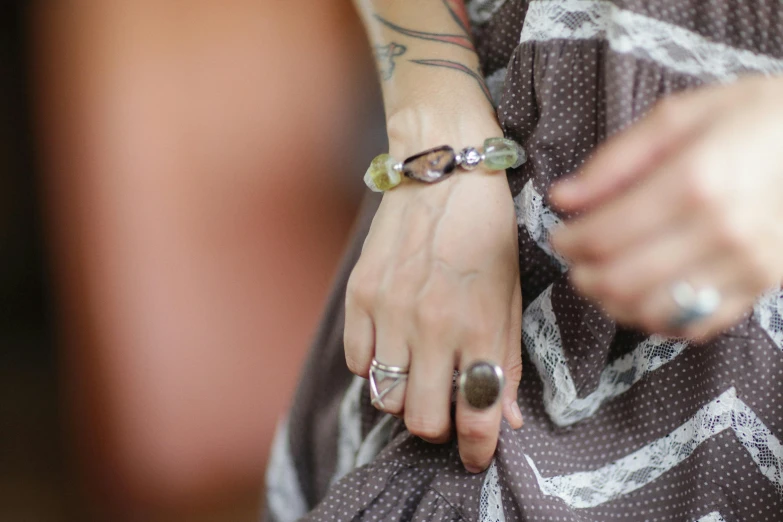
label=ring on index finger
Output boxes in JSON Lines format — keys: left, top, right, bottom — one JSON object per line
{"left": 369, "top": 358, "right": 409, "bottom": 411}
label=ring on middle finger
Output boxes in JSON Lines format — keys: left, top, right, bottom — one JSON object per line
{"left": 369, "top": 358, "right": 409, "bottom": 411}
{"left": 459, "top": 361, "right": 505, "bottom": 410}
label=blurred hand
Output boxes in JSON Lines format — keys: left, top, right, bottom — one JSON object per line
{"left": 550, "top": 76, "right": 783, "bottom": 339}
{"left": 344, "top": 148, "right": 523, "bottom": 473}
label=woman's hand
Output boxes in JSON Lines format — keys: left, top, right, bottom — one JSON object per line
{"left": 550, "top": 76, "right": 783, "bottom": 339}
{"left": 344, "top": 124, "right": 523, "bottom": 473}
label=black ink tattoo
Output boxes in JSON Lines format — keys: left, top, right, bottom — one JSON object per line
{"left": 441, "top": 0, "right": 471, "bottom": 35}
{"left": 410, "top": 58, "right": 493, "bottom": 106}
{"left": 374, "top": 14, "right": 473, "bottom": 50}
{"left": 374, "top": 42, "right": 407, "bottom": 81}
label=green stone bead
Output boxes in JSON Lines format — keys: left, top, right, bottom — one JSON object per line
{"left": 482, "top": 137, "right": 527, "bottom": 170}
{"left": 364, "top": 153, "right": 402, "bottom": 192}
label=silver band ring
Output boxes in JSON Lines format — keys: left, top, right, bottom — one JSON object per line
{"left": 369, "top": 358, "right": 409, "bottom": 410}
{"left": 459, "top": 361, "right": 505, "bottom": 410}
{"left": 669, "top": 281, "right": 722, "bottom": 330}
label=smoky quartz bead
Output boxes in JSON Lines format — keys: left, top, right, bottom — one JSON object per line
{"left": 401, "top": 145, "right": 457, "bottom": 183}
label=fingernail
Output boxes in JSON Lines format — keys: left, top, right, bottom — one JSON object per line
{"left": 464, "top": 463, "right": 485, "bottom": 474}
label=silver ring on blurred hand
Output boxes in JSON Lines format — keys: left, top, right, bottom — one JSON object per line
{"left": 369, "top": 358, "right": 409, "bottom": 410}
{"left": 668, "top": 281, "right": 722, "bottom": 330}
{"left": 459, "top": 361, "right": 505, "bottom": 410}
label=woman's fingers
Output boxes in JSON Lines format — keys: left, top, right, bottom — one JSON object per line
{"left": 549, "top": 86, "right": 730, "bottom": 212}
{"left": 344, "top": 276, "right": 375, "bottom": 379}
{"left": 372, "top": 304, "right": 412, "bottom": 415}
{"left": 403, "top": 350, "right": 455, "bottom": 444}
{"left": 607, "top": 255, "right": 753, "bottom": 337}
{"left": 456, "top": 355, "right": 505, "bottom": 473}
{"left": 568, "top": 216, "right": 712, "bottom": 311}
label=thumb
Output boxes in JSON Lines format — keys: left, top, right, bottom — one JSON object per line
{"left": 502, "top": 283, "right": 524, "bottom": 429}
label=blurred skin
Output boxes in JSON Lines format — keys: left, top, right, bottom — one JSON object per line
{"left": 34, "top": 1, "right": 372, "bottom": 518}
{"left": 551, "top": 76, "right": 783, "bottom": 340}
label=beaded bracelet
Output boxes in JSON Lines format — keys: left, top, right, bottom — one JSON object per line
{"left": 364, "top": 137, "right": 527, "bottom": 192}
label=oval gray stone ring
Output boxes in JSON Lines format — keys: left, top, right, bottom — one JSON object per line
{"left": 459, "top": 361, "right": 505, "bottom": 410}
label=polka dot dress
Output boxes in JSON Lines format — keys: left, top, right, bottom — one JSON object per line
{"left": 265, "top": 1, "right": 783, "bottom": 520}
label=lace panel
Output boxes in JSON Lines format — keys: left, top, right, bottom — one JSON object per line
{"left": 753, "top": 288, "right": 783, "bottom": 351}
{"left": 523, "top": 286, "right": 691, "bottom": 426}
{"left": 468, "top": 0, "right": 509, "bottom": 25}
{"left": 479, "top": 460, "right": 506, "bottom": 522}
{"left": 525, "top": 387, "right": 783, "bottom": 508}
{"left": 520, "top": 0, "right": 783, "bottom": 81}
{"left": 514, "top": 181, "right": 568, "bottom": 272}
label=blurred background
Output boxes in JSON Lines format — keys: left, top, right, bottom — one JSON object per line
{"left": 2, "top": 1, "right": 383, "bottom": 520}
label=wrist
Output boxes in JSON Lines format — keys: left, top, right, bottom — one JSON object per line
{"left": 385, "top": 103, "right": 502, "bottom": 159}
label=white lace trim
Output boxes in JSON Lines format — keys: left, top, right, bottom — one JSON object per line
{"left": 520, "top": 0, "right": 783, "bottom": 81}
{"left": 468, "top": 0, "right": 509, "bottom": 25}
{"left": 333, "top": 376, "right": 396, "bottom": 484}
{"left": 479, "top": 460, "right": 506, "bottom": 522}
{"left": 523, "top": 285, "right": 691, "bottom": 427}
{"left": 266, "top": 418, "right": 309, "bottom": 522}
{"left": 526, "top": 387, "right": 783, "bottom": 508}
{"left": 485, "top": 67, "right": 508, "bottom": 108}
{"left": 753, "top": 287, "right": 783, "bottom": 352}
{"left": 695, "top": 512, "right": 726, "bottom": 522}
{"left": 514, "top": 181, "right": 568, "bottom": 272}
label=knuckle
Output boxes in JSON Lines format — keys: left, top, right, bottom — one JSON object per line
{"left": 346, "top": 271, "right": 378, "bottom": 307}
{"left": 405, "top": 414, "right": 449, "bottom": 442}
{"left": 456, "top": 418, "right": 493, "bottom": 444}
{"left": 344, "top": 352, "right": 369, "bottom": 377}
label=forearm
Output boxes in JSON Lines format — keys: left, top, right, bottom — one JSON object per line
{"left": 353, "top": 0, "right": 501, "bottom": 157}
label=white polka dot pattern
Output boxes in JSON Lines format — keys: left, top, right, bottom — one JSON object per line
{"left": 520, "top": 0, "right": 783, "bottom": 80}
{"left": 524, "top": 387, "right": 783, "bottom": 508}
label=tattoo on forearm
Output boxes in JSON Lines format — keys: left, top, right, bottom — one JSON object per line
{"left": 371, "top": 2, "right": 490, "bottom": 104}
{"left": 442, "top": 0, "right": 471, "bottom": 35}
{"left": 410, "top": 58, "right": 493, "bottom": 105}
{"left": 374, "top": 42, "right": 407, "bottom": 81}
{"left": 374, "top": 14, "right": 473, "bottom": 50}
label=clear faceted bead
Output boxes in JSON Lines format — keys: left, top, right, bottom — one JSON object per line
{"left": 483, "top": 137, "right": 527, "bottom": 170}
{"left": 459, "top": 147, "right": 483, "bottom": 170}
{"left": 364, "top": 153, "right": 402, "bottom": 192}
